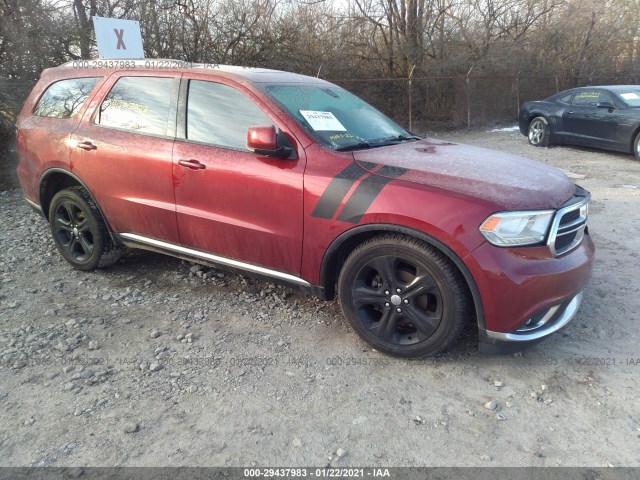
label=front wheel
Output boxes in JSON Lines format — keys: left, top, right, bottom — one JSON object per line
{"left": 337, "top": 234, "right": 471, "bottom": 358}
{"left": 49, "top": 187, "right": 122, "bottom": 271}
{"left": 528, "top": 116, "right": 551, "bottom": 147}
{"left": 633, "top": 132, "right": 640, "bottom": 161}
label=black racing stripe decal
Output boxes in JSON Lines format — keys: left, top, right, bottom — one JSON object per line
{"left": 311, "top": 163, "right": 369, "bottom": 219}
{"left": 358, "top": 161, "right": 377, "bottom": 170}
{"left": 336, "top": 165, "right": 408, "bottom": 224}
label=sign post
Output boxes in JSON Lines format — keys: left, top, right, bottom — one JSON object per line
{"left": 92, "top": 16, "right": 144, "bottom": 59}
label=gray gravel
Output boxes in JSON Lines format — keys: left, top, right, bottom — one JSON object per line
{"left": 1, "top": 130, "right": 640, "bottom": 467}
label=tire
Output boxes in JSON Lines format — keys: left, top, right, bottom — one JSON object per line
{"left": 633, "top": 132, "right": 640, "bottom": 161}
{"left": 527, "top": 116, "right": 551, "bottom": 147}
{"left": 337, "top": 234, "right": 471, "bottom": 358}
{"left": 48, "top": 187, "right": 122, "bottom": 271}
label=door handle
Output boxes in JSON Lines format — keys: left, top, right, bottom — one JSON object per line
{"left": 178, "top": 159, "right": 206, "bottom": 170}
{"left": 76, "top": 141, "right": 97, "bottom": 151}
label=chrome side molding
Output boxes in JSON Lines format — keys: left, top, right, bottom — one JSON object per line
{"left": 120, "top": 232, "right": 311, "bottom": 287}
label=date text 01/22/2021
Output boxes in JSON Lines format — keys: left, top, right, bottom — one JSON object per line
{"left": 243, "top": 468, "right": 391, "bottom": 477}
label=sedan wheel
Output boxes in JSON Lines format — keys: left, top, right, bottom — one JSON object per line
{"left": 338, "top": 234, "right": 471, "bottom": 358}
{"left": 634, "top": 132, "right": 640, "bottom": 161}
{"left": 528, "top": 116, "right": 551, "bottom": 147}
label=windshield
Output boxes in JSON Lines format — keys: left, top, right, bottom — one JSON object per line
{"left": 261, "top": 83, "right": 413, "bottom": 150}
{"left": 615, "top": 89, "right": 640, "bottom": 107}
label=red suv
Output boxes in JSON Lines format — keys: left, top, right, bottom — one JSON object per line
{"left": 16, "top": 60, "right": 594, "bottom": 357}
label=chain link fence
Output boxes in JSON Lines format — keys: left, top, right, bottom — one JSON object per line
{"left": 3, "top": 74, "right": 640, "bottom": 149}
{"left": 0, "top": 80, "right": 34, "bottom": 147}
{"left": 332, "top": 74, "right": 640, "bottom": 133}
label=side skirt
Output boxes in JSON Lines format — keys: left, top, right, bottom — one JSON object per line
{"left": 118, "top": 233, "right": 327, "bottom": 299}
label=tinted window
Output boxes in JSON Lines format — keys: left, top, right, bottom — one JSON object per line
{"left": 98, "top": 77, "right": 174, "bottom": 136}
{"left": 616, "top": 90, "right": 640, "bottom": 107}
{"left": 186, "top": 80, "right": 273, "bottom": 150}
{"left": 34, "top": 77, "right": 101, "bottom": 119}
{"left": 558, "top": 93, "right": 573, "bottom": 104}
{"left": 572, "top": 91, "right": 612, "bottom": 106}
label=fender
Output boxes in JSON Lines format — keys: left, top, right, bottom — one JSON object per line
{"left": 38, "top": 167, "right": 120, "bottom": 245}
{"left": 320, "top": 223, "right": 486, "bottom": 331}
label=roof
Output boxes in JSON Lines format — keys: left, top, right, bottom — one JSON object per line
{"left": 56, "top": 59, "right": 328, "bottom": 85}
{"left": 567, "top": 85, "right": 640, "bottom": 91}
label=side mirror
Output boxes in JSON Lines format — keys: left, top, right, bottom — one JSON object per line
{"left": 596, "top": 101, "right": 615, "bottom": 109}
{"left": 247, "top": 125, "right": 293, "bottom": 159}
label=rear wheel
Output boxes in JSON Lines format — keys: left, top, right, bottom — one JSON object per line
{"left": 49, "top": 187, "right": 121, "bottom": 271}
{"left": 337, "top": 234, "right": 471, "bottom": 358}
{"left": 528, "top": 116, "right": 551, "bottom": 147}
{"left": 633, "top": 132, "right": 640, "bottom": 161}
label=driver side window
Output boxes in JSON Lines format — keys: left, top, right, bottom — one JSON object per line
{"left": 186, "top": 80, "right": 273, "bottom": 150}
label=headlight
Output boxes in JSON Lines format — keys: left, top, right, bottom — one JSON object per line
{"left": 479, "top": 210, "right": 555, "bottom": 247}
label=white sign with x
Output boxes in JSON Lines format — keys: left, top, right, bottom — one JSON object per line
{"left": 92, "top": 16, "right": 144, "bottom": 59}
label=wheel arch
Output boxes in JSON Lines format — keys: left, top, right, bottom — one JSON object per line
{"left": 319, "top": 224, "right": 486, "bottom": 331}
{"left": 527, "top": 112, "right": 550, "bottom": 129}
{"left": 629, "top": 124, "right": 640, "bottom": 153}
{"left": 38, "top": 168, "right": 119, "bottom": 244}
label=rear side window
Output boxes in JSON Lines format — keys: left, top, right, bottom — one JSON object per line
{"left": 33, "top": 77, "right": 101, "bottom": 119}
{"left": 98, "top": 77, "right": 174, "bottom": 136}
{"left": 558, "top": 93, "right": 573, "bottom": 104}
{"left": 186, "top": 80, "right": 273, "bottom": 150}
{"left": 572, "top": 91, "right": 612, "bottom": 106}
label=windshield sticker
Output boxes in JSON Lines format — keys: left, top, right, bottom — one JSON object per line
{"left": 329, "top": 133, "right": 354, "bottom": 141}
{"left": 300, "top": 110, "right": 347, "bottom": 131}
{"left": 575, "top": 92, "right": 599, "bottom": 99}
{"left": 621, "top": 92, "right": 640, "bottom": 100}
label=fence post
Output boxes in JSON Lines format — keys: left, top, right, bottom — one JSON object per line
{"left": 466, "top": 65, "right": 474, "bottom": 130}
{"left": 408, "top": 64, "right": 415, "bottom": 132}
{"left": 425, "top": 80, "right": 429, "bottom": 119}
{"left": 515, "top": 74, "right": 520, "bottom": 119}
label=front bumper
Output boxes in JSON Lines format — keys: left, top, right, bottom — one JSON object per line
{"left": 466, "top": 230, "right": 594, "bottom": 354}
{"left": 479, "top": 291, "right": 583, "bottom": 354}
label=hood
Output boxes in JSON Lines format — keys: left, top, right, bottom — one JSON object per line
{"left": 353, "top": 138, "right": 575, "bottom": 210}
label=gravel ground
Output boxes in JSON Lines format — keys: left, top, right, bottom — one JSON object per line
{"left": 1, "top": 129, "right": 639, "bottom": 467}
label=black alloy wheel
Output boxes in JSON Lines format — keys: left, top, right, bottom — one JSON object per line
{"left": 49, "top": 187, "right": 121, "bottom": 270}
{"left": 338, "top": 234, "right": 471, "bottom": 358}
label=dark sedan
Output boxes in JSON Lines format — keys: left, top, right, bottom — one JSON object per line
{"left": 519, "top": 85, "right": 640, "bottom": 160}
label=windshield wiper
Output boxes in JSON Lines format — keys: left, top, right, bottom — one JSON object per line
{"left": 382, "top": 134, "right": 422, "bottom": 142}
{"left": 335, "top": 142, "right": 372, "bottom": 151}
{"left": 334, "top": 134, "right": 421, "bottom": 152}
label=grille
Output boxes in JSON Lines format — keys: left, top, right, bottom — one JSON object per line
{"left": 547, "top": 197, "right": 589, "bottom": 256}
{"left": 560, "top": 209, "right": 580, "bottom": 225}
{"left": 554, "top": 230, "right": 577, "bottom": 250}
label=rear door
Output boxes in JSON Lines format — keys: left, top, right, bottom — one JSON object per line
{"left": 172, "top": 75, "right": 305, "bottom": 275}
{"left": 69, "top": 72, "right": 181, "bottom": 242}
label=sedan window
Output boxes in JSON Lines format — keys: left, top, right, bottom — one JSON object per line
{"left": 558, "top": 93, "right": 573, "bottom": 104}
{"left": 572, "top": 91, "right": 613, "bottom": 107}
{"left": 616, "top": 90, "right": 640, "bottom": 107}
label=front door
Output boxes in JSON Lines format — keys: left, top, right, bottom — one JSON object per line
{"left": 562, "top": 90, "right": 619, "bottom": 147}
{"left": 172, "top": 76, "right": 305, "bottom": 275}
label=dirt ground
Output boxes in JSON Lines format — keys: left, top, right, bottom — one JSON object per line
{"left": 1, "top": 128, "right": 639, "bottom": 468}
